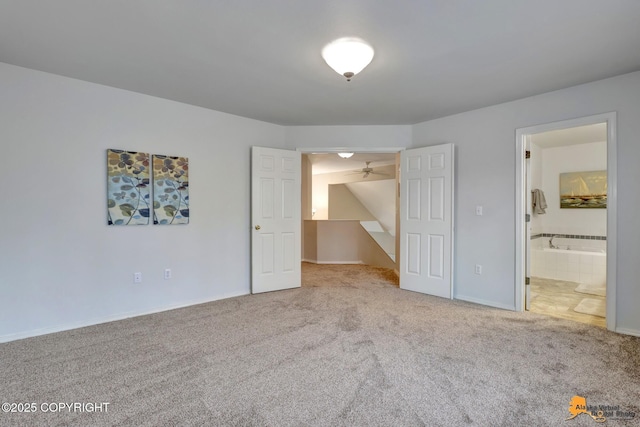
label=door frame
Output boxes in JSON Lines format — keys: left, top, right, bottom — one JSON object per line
{"left": 514, "top": 112, "right": 617, "bottom": 331}
{"left": 298, "top": 147, "right": 403, "bottom": 157}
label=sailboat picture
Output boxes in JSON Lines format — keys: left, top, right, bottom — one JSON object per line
{"left": 559, "top": 170, "right": 607, "bottom": 208}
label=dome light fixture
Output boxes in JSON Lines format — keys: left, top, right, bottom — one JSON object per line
{"left": 338, "top": 152, "right": 354, "bottom": 159}
{"left": 322, "top": 37, "right": 374, "bottom": 81}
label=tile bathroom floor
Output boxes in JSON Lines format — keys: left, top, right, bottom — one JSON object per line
{"left": 529, "top": 277, "right": 606, "bottom": 328}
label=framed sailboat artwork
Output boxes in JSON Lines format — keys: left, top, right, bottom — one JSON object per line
{"left": 559, "top": 170, "right": 607, "bottom": 209}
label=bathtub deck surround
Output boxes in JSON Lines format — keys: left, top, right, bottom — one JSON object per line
{"left": 531, "top": 232, "right": 607, "bottom": 241}
{"left": 531, "top": 236, "right": 606, "bottom": 285}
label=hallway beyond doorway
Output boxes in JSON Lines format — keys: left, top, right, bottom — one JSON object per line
{"left": 301, "top": 262, "right": 398, "bottom": 288}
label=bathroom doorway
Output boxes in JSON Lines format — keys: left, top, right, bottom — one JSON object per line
{"left": 515, "top": 113, "right": 617, "bottom": 331}
{"left": 528, "top": 123, "right": 607, "bottom": 327}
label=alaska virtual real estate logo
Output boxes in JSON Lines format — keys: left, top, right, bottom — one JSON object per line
{"left": 566, "top": 395, "right": 636, "bottom": 423}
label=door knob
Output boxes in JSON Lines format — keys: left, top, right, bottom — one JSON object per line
{"left": 255, "top": 225, "right": 261, "bottom": 230}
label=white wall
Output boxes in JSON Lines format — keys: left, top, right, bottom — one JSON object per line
{"left": 303, "top": 220, "right": 395, "bottom": 269}
{"left": 328, "top": 184, "right": 376, "bottom": 221}
{"left": 301, "top": 154, "right": 313, "bottom": 220}
{"left": 303, "top": 220, "right": 317, "bottom": 262}
{"left": 0, "top": 63, "right": 285, "bottom": 342}
{"left": 537, "top": 141, "right": 607, "bottom": 236}
{"left": 315, "top": 221, "right": 362, "bottom": 264}
{"left": 345, "top": 179, "right": 396, "bottom": 236}
{"left": 412, "top": 71, "right": 640, "bottom": 334}
{"left": 311, "top": 164, "right": 395, "bottom": 220}
{"left": 285, "top": 125, "right": 412, "bottom": 150}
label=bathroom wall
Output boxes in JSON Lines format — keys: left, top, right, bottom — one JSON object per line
{"left": 533, "top": 141, "right": 607, "bottom": 236}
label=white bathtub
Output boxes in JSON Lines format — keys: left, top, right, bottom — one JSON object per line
{"left": 542, "top": 247, "right": 605, "bottom": 254}
{"left": 531, "top": 238, "right": 606, "bottom": 285}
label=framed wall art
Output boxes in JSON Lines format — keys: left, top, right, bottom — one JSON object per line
{"left": 107, "top": 149, "right": 151, "bottom": 225}
{"left": 153, "top": 154, "right": 189, "bottom": 224}
{"left": 559, "top": 170, "right": 607, "bottom": 209}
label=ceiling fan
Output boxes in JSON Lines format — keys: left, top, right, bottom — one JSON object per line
{"left": 348, "top": 161, "right": 389, "bottom": 178}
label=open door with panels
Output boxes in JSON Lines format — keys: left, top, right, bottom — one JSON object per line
{"left": 400, "top": 143, "right": 454, "bottom": 298}
{"left": 251, "top": 147, "right": 301, "bottom": 293}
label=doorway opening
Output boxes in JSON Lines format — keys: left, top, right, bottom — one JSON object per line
{"left": 300, "top": 148, "right": 402, "bottom": 276}
{"left": 250, "top": 144, "right": 455, "bottom": 298}
{"left": 515, "top": 113, "right": 617, "bottom": 331}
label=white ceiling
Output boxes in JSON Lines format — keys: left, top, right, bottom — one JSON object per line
{"left": 532, "top": 123, "right": 607, "bottom": 148}
{"left": 2, "top": 1, "right": 640, "bottom": 126}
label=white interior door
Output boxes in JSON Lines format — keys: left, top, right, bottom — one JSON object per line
{"left": 251, "top": 146, "right": 301, "bottom": 293}
{"left": 400, "top": 143, "right": 454, "bottom": 298}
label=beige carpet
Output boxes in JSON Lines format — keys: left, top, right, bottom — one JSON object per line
{"left": 1, "top": 263, "right": 638, "bottom": 426}
{"left": 574, "top": 297, "right": 607, "bottom": 318}
{"left": 302, "top": 262, "right": 399, "bottom": 288}
{"left": 575, "top": 282, "right": 607, "bottom": 297}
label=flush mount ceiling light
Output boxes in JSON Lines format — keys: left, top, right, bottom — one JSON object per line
{"left": 322, "top": 37, "right": 374, "bottom": 81}
{"left": 338, "top": 152, "right": 354, "bottom": 159}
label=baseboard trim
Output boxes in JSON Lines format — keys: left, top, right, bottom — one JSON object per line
{"left": 0, "top": 290, "right": 249, "bottom": 344}
{"left": 615, "top": 327, "right": 640, "bottom": 337}
{"left": 454, "top": 294, "right": 516, "bottom": 311}
{"left": 314, "top": 260, "right": 364, "bottom": 265}
{"left": 302, "top": 259, "right": 364, "bottom": 265}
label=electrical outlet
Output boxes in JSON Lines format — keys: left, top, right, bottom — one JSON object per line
{"left": 134, "top": 272, "right": 142, "bottom": 283}
{"left": 475, "top": 205, "right": 483, "bottom": 216}
{"left": 164, "top": 269, "right": 172, "bottom": 280}
{"left": 474, "top": 264, "right": 482, "bottom": 275}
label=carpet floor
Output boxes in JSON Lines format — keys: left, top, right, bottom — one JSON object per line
{"left": 1, "top": 263, "right": 638, "bottom": 426}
